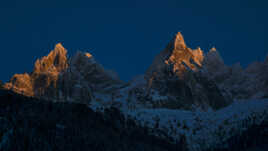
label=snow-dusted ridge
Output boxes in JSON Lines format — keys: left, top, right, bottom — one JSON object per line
{"left": 117, "top": 99, "right": 268, "bottom": 151}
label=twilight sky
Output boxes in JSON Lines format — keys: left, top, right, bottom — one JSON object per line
{"left": 0, "top": 0, "right": 267, "bottom": 82}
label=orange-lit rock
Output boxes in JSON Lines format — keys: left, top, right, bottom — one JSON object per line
{"left": 4, "top": 32, "right": 267, "bottom": 109}
{"left": 4, "top": 43, "right": 123, "bottom": 104}
{"left": 144, "top": 32, "right": 232, "bottom": 110}
{"left": 147, "top": 32, "right": 201, "bottom": 79}
{"left": 4, "top": 73, "right": 33, "bottom": 96}
{"left": 192, "top": 47, "right": 204, "bottom": 66}
{"left": 4, "top": 43, "right": 68, "bottom": 97}
{"left": 33, "top": 43, "right": 68, "bottom": 73}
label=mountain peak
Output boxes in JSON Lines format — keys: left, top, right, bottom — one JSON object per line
{"left": 210, "top": 47, "right": 217, "bottom": 52}
{"left": 85, "top": 52, "right": 93, "bottom": 58}
{"left": 70, "top": 51, "right": 96, "bottom": 67}
{"left": 51, "top": 43, "right": 67, "bottom": 58}
{"left": 33, "top": 43, "right": 68, "bottom": 73}
{"left": 174, "top": 32, "right": 186, "bottom": 49}
{"left": 55, "top": 42, "right": 64, "bottom": 49}
{"left": 146, "top": 32, "right": 196, "bottom": 76}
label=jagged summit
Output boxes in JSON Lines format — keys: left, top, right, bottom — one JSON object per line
{"left": 85, "top": 52, "right": 93, "bottom": 58}
{"left": 146, "top": 32, "right": 202, "bottom": 78}
{"left": 3, "top": 32, "right": 268, "bottom": 110}
{"left": 4, "top": 43, "right": 123, "bottom": 102}
{"left": 71, "top": 51, "right": 96, "bottom": 66}
{"left": 174, "top": 32, "right": 187, "bottom": 50}
{"left": 4, "top": 43, "right": 69, "bottom": 97}
{"left": 34, "top": 43, "right": 68, "bottom": 73}
{"left": 142, "top": 32, "right": 233, "bottom": 110}
{"left": 55, "top": 43, "right": 65, "bottom": 50}
{"left": 210, "top": 47, "right": 217, "bottom": 52}
{"left": 203, "top": 47, "right": 225, "bottom": 67}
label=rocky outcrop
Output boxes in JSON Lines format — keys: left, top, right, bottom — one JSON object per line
{"left": 32, "top": 43, "right": 69, "bottom": 98}
{"left": 33, "top": 43, "right": 68, "bottom": 73}
{"left": 146, "top": 32, "right": 203, "bottom": 80}
{"left": 3, "top": 33, "right": 233, "bottom": 110}
{"left": 4, "top": 32, "right": 267, "bottom": 109}
{"left": 4, "top": 43, "right": 68, "bottom": 97}
{"left": 142, "top": 32, "right": 233, "bottom": 110}
{"left": 228, "top": 59, "right": 268, "bottom": 99}
{"left": 4, "top": 73, "right": 33, "bottom": 96}
{"left": 54, "top": 51, "right": 123, "bottom": 103}
{"left": 4, "top": 43, "right": 123, "bottom": 104}
{"left": 68, "top": 51, "right": 122, "bottom": 92}
{"left": 202, "top": 47, "right": 268, "bottom": 99}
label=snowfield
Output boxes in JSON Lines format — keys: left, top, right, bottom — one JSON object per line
{"left": 119, "top": 99, "right": 268, "bottom": 151}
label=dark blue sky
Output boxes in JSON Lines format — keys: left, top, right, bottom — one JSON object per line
{"left": 0, "top": 0, "right": 267, "bottom": 82}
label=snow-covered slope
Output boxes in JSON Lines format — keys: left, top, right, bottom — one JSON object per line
{"left": 121, "top": 99, "right": 268, "bottom": 151}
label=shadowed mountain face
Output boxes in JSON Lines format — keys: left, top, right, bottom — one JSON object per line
{"left": 202, "top": 47, "right": 268, "bottom": 99}
{"left": 0, "top": 89, "right": 180, "bottom": 151}
{"left": 0, "top": 89, "right": 267, "bottom": 151}
{"left": 3, "top": 32, "right": 268, "bottom": 110}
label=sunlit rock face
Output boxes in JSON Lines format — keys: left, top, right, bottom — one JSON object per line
{"left": 143, "top": 32, "right": 232, "bottom": 110}
{"left": 4, "top": 32, "right": 268, "bottom": 109}
{"left": 4, "top": 73, "right": 33, "bottom": 96}
{"left": 4, "top": 44, "right": 68, "bottom": 97}
{"left": 4, "top": 43, "right": 123, "bottom": 104}
{"left": 146, "top": 32, "right": 204, "bottom": 80}
{"left": 31, "top": 43, "right": 69, "bottom": 97}
{"left": 33, "top": 43, "right": 68, "bottom": 73}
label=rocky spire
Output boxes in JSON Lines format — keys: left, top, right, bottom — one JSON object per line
{"left": 191, "top": 47, "right": 204, "bottom": 66}
{"left": 205, "top": 47, "right": 224, "bottom": 65}
{"left": 210, "top": 47, "right": 217, "bottom": 52}
{"left": 33, "top": 43, "right": 68, "bottom": 73}
{"left": 4, "top": 43, "right": 69, "bottom": 97}
{"left": 174, "top": 32, "right": 187, "bottom": 50}
{"left": 4, "top": 73, "right": 34, "bottom": 96}
{"left": 146, "top": 32, "right": 199, "bottom": 77}
{"left": 144, "top": 33, "right": 232, "bottom": 110}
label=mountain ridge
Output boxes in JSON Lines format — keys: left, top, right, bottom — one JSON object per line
{"left": 3, "top": 32, "right": 268, "bottom": 110}
{"left": 1, "top": 32, "right": 268, "bottom": 151}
